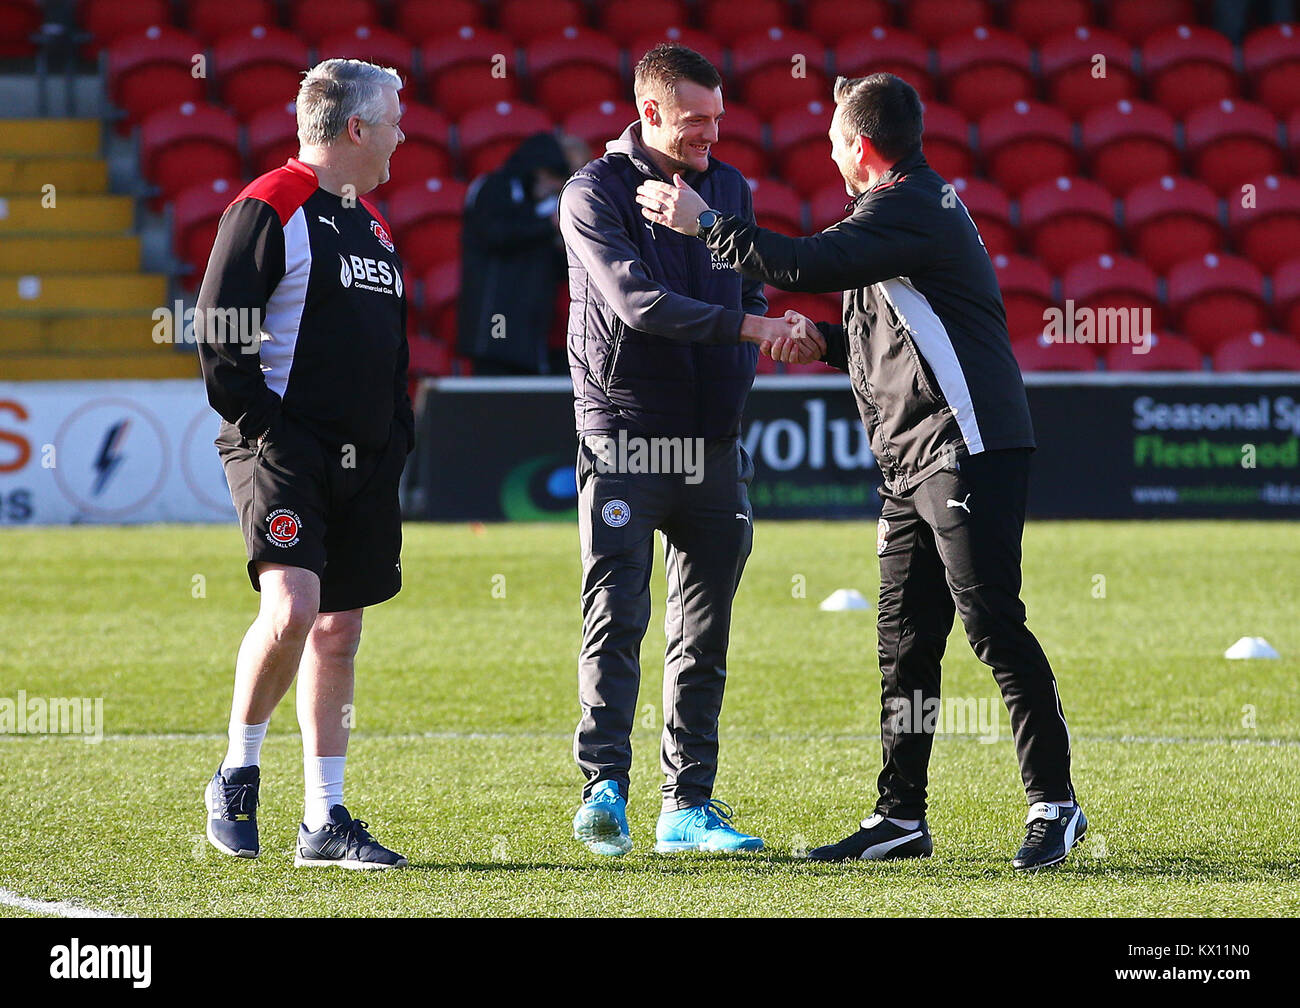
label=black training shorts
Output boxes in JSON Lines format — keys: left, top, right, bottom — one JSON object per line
{"left": 216, "top": 412, "right": 405, "bottom": 613}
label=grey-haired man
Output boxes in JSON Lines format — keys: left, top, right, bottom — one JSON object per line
{"left": 197, "top": 59, "right": 412, "bottom": 869}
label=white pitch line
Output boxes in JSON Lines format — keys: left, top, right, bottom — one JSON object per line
{"left": 1, "top": 731, "right": 1297, "bottom": 747}
{"left": 0, "top": 888, "right": 124, "bottom": 919}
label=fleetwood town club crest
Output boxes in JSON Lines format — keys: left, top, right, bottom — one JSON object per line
{"left": 266, "top": 508, "right": 302, "bottom": 548}
{"left": 371, "top": 220, "right": 395, "bottom": 252}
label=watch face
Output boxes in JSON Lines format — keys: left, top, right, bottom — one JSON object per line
{"left": 699, "top": 210, "right": 718, "bottom": 229}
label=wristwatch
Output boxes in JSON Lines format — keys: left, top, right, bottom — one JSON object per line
{"left": 696, "top": 208, "right": 720, "bottom": 237}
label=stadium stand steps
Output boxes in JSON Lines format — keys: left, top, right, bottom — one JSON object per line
{"left": 0, "top": 118, "right": 191, "bottom": 379}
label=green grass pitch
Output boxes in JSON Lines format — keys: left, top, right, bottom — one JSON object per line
{"left": 1, "top": 520, "right": 1297, "bottom": 917}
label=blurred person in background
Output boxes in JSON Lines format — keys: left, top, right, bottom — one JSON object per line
{"left": 458, "top": 132, "right": 588, "bottom": 374}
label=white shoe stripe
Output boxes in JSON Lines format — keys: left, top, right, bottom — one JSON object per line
{"left": 858, "top": 831, "right": 923, "bottom": 859}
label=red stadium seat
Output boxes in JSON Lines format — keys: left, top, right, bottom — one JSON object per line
{"left": 700, "top": 0, "right": 788, "bottom": 37}
{"left": 1273, "top": 257, "right": 1300, "bottom": 336}
{"left": 1100, "top": 0, "right": 1197, "bottom": 44}
{"left": 918, "top": 103, "right": 974, "bottom": 182}
{"left": 936, "top": 27, "right": 1034, "bottom": 121}
{"left": 809, "top": 182, "right": 854, "bottom": 230}
{"left": 173, "top": 177, "right": 241, "bottom": 286}
{"left": 1212, "top": 330, "right": 1300, "bottom": 371}
{"left": 246, "top": 102, "right": 299, "bottom": 176}
{"left": 0, "top": 0, "right": 39, "bottom": 57}
{"left": 1104, "top": 331, "right": 1203, "bottom": 371}
{"left": 805, "top": 0, "right": 893, "bottom": 46}
{"left": 457, "top": 101, "right": 553, "bottom": 178}
{"left": 408, "top": 336, "right": 455, "bottom": 377}
{"left": 733, "top": 28, "right": 831, "bottom": 119}
{"left": 1019, "top": 176, "right": 1120, "bottom": 273}
{"left": 979, "top": 101, "right": 1078, "bottom": 197}
{"left": 418, "top": 261, "right": 460, "bottom": 331}
{"left": 377, "top": 103, "right": 454, "bottom": 191}
{"left": 1167, "top": 253, "right": 1268, "bottom": 352}
{"left": 186, "top": 0, "right": 274, "bottom": 44}
{"left": 1124, "top": 175, "right": 1223, "bottom": 275}
{"left": 395, "top": 0, "right": 484, "bottom": 41}
{"left": 766, "top": 290, "right": 837, "bottom": 326}
{"left": 288, "top": 0, "right": 378, "bottom": 47}
{"left": 992, "top": 253, "right": 1054, "bottom": 341}
{"left": 107, "top": 27, "right": 206, "bottom": 128}
{"left": 1244, "top": 23, "right": 1300, "bottom": 118}
{"left": 710, "top": 103, "right": 766, "bottom": 180}
{"left": 1228, "top": 174, "right": 1300, "bottom": 273}
{"left": 749, "top": 178, "right": 805, "bottom": 234}
{"left": 1062, "top": 253, "right": 1164, "bottom": 330}
{"left": 1039, "top": 27, "right": 1138, "bottom": 120}
{"left": 79, "top": 0, "right": 169, "bottom": 53}
{"left": 627, "top": 28, "right": 725, "bottom": 74}
{"left": 771, "top": 100, "right": 840, "bottom": 197}
{"left": 317, "top": 26, "right": 416, "bottom": 82}
{"left": 382, "top": 178, "right": 468, "bottom": 275}
{"left": 1081, "top": 99, "right": 1179, "bottom": 196}
{"left": 597, "top": 0, "right": 688, "bottom": 47}
{"left": 1185, "top": 99, "right": 1284, "bottom": 197}
{"left": 526, "top": 28, "right": 624, "bottom": 120}
{"left": 834, "top": 27, "right": 932, "bottom": 100}
{"left": 905, "top": 0, "right": 990, "bottom": 46}
{"left": 213, "top": 27, "right": 311, "bottom": 121}
{"left": 562, "top": 100, "right": 638, "bottom": 150}
{"left": 498, "top": 0, "right": 584, "bottom": 43}
{"left": 140, "top": 103, "right": 242, "bottom": 205}
{"left": 1142, "top": 24, "right": 1239, "bottom": 119}
{"left": 1005, "top": 0, "right": 1093, "bottom": 46}
{"left": 950, "top": 176, "right": 1014, "bottom": 256}
{"left": 755, "top": 349, "right": 780, "bottom": 375}
{"left": 1011, "top": 333, "right": 1099, "bottom": 371}
{"left": 422, "top": 27, "right": 520, "bottom": 113}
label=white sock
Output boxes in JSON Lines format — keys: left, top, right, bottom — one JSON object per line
{"left": 886, "top": 817, "right": 921, "bottom": 830}
{"left": 303, "top": 756, "right": 346, "bottom": 830}
{"left": 221, "top": 719, "right": 269, "bottom": 772}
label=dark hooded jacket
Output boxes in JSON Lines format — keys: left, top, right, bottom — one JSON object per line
{"left": 559, "top": 122, "right": 766, "bottom": 439}
{"left": 458, "top": 133, "right": 571, "bottom": 372}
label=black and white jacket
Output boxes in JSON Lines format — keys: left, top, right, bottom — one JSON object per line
{"left": 195, "top": 158, "right": 413, "bottom": 453}
{"left": 702, "top": 148, "right": 1035, "bottom": 493}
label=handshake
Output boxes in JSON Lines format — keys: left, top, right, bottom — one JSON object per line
{"left": 741, "top": 310, "right": 826, "bottom": 366}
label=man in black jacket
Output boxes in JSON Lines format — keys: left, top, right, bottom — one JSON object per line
{"left": 639, "top": 73, "right": 1084, "bottom": 871}
{"left": 560, "top": 43, "right": 815, "bottom": 857}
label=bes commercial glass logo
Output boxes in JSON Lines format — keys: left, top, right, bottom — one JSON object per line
{"left": 501, "top": 455, "right": 578, "bottom": 521}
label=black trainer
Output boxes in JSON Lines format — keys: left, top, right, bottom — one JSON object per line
{"left": 205, "top": 764, "right": 260, "bottom": 858}
{"left": 294, "top": 804, "right": 408, "bottom": 870}
{"left": 806, "top": 813, "right": 933, "bottom": 862}
{"left": 1012, "top": 801, "right": 1087, "bottom": 872}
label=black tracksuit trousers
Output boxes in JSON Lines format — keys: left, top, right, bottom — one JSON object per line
{"left": 874, "top": 448, "right": 1074, "bottom": 818}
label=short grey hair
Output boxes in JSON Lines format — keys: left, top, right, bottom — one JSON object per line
{"left": 296, "top": 59, "right": 403, "bottom": 146}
